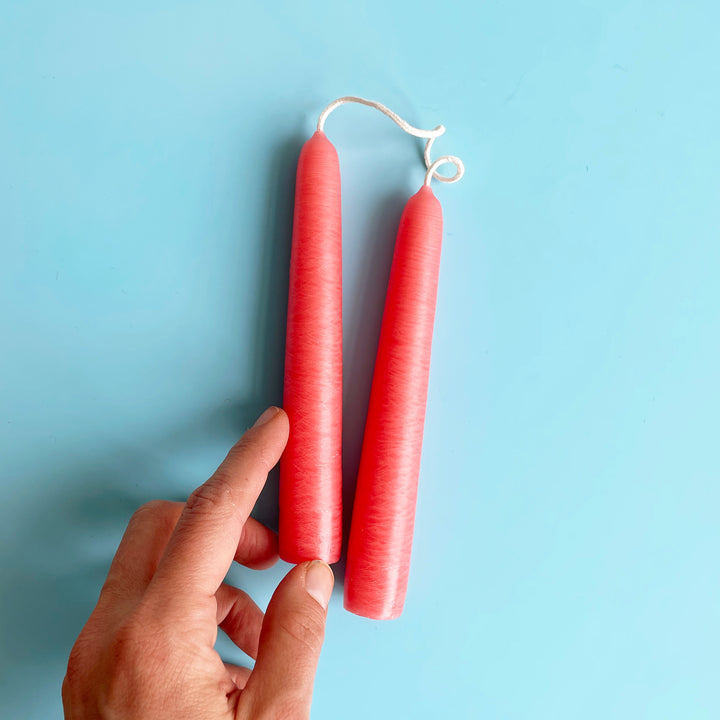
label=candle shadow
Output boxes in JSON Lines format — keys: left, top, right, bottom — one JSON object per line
{"left": 336, "top": 191, "right": 408, "bottom": 585}
{"left": 248, "top": 133, "right": 303, "bottom": 532}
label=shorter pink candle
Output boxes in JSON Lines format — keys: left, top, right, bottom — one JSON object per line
{"left": 345, "top": 184, "right": 444, "bottom": 620}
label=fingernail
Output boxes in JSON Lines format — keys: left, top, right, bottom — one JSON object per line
{"left": 305, "top": 560, "right": 334, "bottom": 609}
{"left": 253, "top": 406, "right": 280, "bottom": 427}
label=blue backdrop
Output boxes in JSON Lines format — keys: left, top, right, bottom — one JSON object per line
{"left": 1, "top": 1, "right": 719, "bottom": 718}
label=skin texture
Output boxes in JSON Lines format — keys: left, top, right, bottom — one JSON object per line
{"left": 62, "top": 407, "right": 334, "bottom": 720}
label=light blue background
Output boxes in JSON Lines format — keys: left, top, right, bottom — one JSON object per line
{"left": 1, "top": 1, "right": 719, "bottom": 718}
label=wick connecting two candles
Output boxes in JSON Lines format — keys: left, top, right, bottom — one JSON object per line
{"left": 317, "top": 95, "right": 465, "bottom": 186}
{"left": 280, "top": 96, "right": 463, "bottom": 620}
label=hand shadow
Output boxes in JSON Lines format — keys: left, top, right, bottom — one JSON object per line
{"left": 0, "top": 133, "right": 300, "bottom": 716}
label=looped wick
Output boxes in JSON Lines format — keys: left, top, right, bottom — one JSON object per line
{"left": 317, "top": 96, "right": 464, "bottom": 187}
{"left": 423, "top": 136, "right": 465, "bottom": 186}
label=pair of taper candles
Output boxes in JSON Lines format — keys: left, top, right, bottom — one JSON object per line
{"left": 279, "top": 97, "right": 463, "bottom": 620}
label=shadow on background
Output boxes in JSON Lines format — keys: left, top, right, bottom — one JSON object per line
{"left": 0, "top": 136, "right": 406, "bottom": 713}
{"left": 250, "top": 133, "right": 301, "bottom": 531}
{"left": 0, "top": 403, "right": 260, "bottom": 715}
{"left": 0, "top": 135, "right": 300, "bottom": 713}
{"left": 336, "top": 192, "right": 407, "bottom": 584}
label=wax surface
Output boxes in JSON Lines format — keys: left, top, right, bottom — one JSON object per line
{"left": 344, "top": 185, "right": 444, "bottom": 619}
{"left": 280, "top": 131, "right": 343, "bottom": 564}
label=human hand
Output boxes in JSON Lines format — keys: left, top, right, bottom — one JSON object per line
{"left": 62, "top": 407, "right": 334, "bottom": 719}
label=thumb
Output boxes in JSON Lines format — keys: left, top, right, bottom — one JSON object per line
{"left": 240, "top": 561, "right": 333, "bottom": 719}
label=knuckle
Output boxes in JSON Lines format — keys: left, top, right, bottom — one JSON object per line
{"left": 277, "top": 611, "right": 326, "bottom": 654}
{"left": 237, "top": 523, "right": 277, "bottom": 569}
{"left": 229, "top": 435, "right": 274, "bottom": 473}
{"left": 62, "top": 622, "right": 111, "bottom": 708}
{"left": 64, "top": 622, "right": 100, "bottom": 677}
{"left": 61, "top": 674, "right": 72, "bottom": 707}
{"left": 238, "top": 523, "right": 260, "bottom": 557}
{"left": 99, "top": 618, "right": 167, "bottom": 714}
{"left": 146, "top": 499, "right": 178, "bottom": 521}
{"left": 228, "top": 434, "right": 253, "bottom": 456}
{"left": 65, "top": 642, "right": 84, "bottom": 676}
{"left": 185, "top": 480, "right": 232, "bottom": 517}
{"left": 62, "top": 642, "right": 87, "bottom": 701}
{"left": 140, "top": 499, "right": 169, "bottom": 514}
{"left": 128, "top": 499, "right": 170, "bottom": 527}
{"left": 224, "top": 595, "right": 255, "bottom": 632}
{"left": 61, "top": 670, "right": 83, "bottom": 714}
{"left": 109, "top": 617, "right": 147, "bottom": 665}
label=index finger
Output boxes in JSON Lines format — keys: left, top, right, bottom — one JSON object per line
{"left": 149, "top": 407, "right": 289, "bottom": 599}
